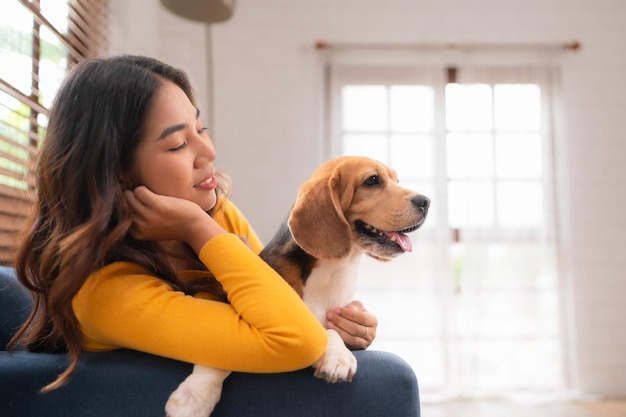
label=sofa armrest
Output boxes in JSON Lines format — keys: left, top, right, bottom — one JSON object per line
{"left": 0, "top": 349, "right": 420, "bottom": 417}
{"left": 0, "top": 349, "right": 192, "bottom": 416}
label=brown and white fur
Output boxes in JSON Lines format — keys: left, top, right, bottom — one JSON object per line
{"left": 165, "top": 156, "right": 430, "bottom": 417}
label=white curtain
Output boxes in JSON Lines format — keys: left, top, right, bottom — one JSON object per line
{"left": 443, "top": 66, "right": 564, "bottom": 399}
{"left": 326, "top": 53, "right": 567, "bottom": 401}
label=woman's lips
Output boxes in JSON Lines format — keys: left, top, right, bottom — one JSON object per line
{"left": 194, "top": 175, "right": 216, "bottom": 190}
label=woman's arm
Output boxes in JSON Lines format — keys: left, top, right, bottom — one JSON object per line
{"left": 73, "top": 238, "right": 327, "bottom": 372}
{"left": 73, "top": 188, "right": 327, "bottom": 372}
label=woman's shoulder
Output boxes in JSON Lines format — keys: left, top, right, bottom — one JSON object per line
{"left": 211, "top": 199, "right": 263, "bottom": 254}
{"left": 77, "top": 261, "right": 170, "bottom": 298}
{"left": 212, "top": 198, "right": 244, "bottom": 224}
{"left": 90, "top": 261, "right": 153, "bottom": 280}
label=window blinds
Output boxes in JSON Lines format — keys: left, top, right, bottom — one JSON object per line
{"left": 0, "top": 0, "right": 109, "bottom": 265}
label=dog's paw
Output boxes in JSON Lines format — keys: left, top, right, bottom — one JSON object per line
{"left": 165, "top": 365, "right": 230, "bottom": 417}
{"left": 312, "top": 329, "right": 357, "bottom": 383}
{"left": 165, "top": 382, "right": 218, "bottom": 417}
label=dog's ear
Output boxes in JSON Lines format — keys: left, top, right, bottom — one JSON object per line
{"left": 288, "top": 164, "right": 353, "bottom": 260}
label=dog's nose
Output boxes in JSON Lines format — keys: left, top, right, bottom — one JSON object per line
{"left": 412, "top": 195, "right": 430, "bottom": 213}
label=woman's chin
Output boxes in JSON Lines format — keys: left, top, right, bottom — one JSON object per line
{"left": 201, "top": 194, "right": 218, "bottom": 212}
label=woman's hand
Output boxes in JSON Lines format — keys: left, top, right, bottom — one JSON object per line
{"left": 325, "top": 300, "right": 378, "bottom": 350}
{"left": 123, "top": 186, "right": 225, "bottom": 251}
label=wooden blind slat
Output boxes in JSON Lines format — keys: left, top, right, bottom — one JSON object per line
{"left": 0, "top": 151, "right": 29, "bottom": 169}
{"left": 0, "top": 78, "right": 49, "bottom": 116}
{"left": 69, "top": 0, "right": 110, "bottom": 57}
{"left": 0, "top": 202, "right": 32, "bottom": 218}
{"left": 67, "top": 15, "right": 94, "bottom": 55}
{"left": 0, "top": 137, "right": 36, "bottom": 159}
{"left": 70, "top": 0, "right": 107, "bottom": 56}
{"left": 0, "top": 183, "right": 33, "bottom": 202}
{"left": 0, "top": 166, "right": 27, "bottom": 181}
{"left": 0, "top": 214, "right": 29, "bottom": 234}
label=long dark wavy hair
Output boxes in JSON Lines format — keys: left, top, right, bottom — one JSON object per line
{"left": 8, "top": 55, "right": 230, "bottom": 391}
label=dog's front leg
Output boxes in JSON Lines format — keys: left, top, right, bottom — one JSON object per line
{"left": 165, "top": 364, "right": 231, "bottom": 417}
{"left": 312, "top": 329, "right": 358, "bottom": 383}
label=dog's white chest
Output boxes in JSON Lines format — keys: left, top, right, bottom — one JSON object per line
{"left": 301, "top": 252, "right": 361, "bottom": 323}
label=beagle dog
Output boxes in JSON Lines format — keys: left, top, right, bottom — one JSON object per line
{"left": 166, "top": 156, "right": 429, "bottom": 417}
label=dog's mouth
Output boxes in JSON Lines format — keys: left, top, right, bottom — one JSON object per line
{"left": 355, "top": 220, "right": 419, "bottom": 252}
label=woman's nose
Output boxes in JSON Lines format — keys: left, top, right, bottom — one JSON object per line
{"left": 194, "top": 134, "right": 216, "bottom": 169}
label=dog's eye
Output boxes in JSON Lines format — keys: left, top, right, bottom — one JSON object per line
{"left": 363, "top": 175, "right": 381, "bottom": 187}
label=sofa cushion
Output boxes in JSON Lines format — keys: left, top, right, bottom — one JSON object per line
{"left": 0, "top": 266, "right": 34, "bottom": 350}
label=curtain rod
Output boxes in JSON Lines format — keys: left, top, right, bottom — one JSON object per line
{"left": 314, "top": 40, "right": 582, "bottom": 52}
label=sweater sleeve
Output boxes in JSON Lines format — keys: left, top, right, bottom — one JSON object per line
{"left": 72, "top": 234, "right": 327, "bottom": 372}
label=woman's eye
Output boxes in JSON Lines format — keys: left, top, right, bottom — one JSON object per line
{"left": 169, "top": 142, "right": 187, "bottom": 152}
{"left": 197, "top": 127, "right": 208, "bottom": 135}
{"left": 363, "top": 175, "right": 381, "bottom": 187}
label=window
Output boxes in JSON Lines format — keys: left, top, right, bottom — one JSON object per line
{"left": 0, "top": 0, "right": 109, "bottom": 264}
{"left": 341, "top": 84, "right": 436, "bottom": 200}
{"left": 330, "top": 65, "right": 562, "bottom": 398}
{"left": 446, "top": 83, "right": 545, "bottom": 231}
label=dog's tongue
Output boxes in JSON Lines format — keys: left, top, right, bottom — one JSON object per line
{"left": 384, "top": 231, "right": 413, "bottom": 252}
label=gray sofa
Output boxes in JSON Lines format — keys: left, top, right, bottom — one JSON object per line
{"left": 0, "top": 266, "right": 420, "bottom": 417}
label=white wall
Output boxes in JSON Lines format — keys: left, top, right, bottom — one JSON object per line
{"left": 109, "top": 0, "right": 213, "bottom": 128}
{"left": 110, "top": 0, "right": 626, "bottom": 397}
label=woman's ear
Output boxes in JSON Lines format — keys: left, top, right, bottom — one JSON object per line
{"left": 117, "top": 172, "right": 135, "bottom": 190}
{"left": 288, "top": 164, "right": 353, "bottom": 260}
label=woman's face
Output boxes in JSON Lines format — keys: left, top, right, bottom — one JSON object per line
{"left": 129, "top": 80, "right": 218, "bottom": 211}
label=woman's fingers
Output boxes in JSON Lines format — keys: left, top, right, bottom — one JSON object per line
{"left": 326, "top": 301, "right": 378, "bottom": 350}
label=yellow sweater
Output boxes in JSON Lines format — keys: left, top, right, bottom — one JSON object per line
{"left": 72, "top": 200, "right": 327, "bottom": 373}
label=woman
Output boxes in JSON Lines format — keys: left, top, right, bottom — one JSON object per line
{"left": 9, "top": 55, "right": 418, "bottom": 416}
